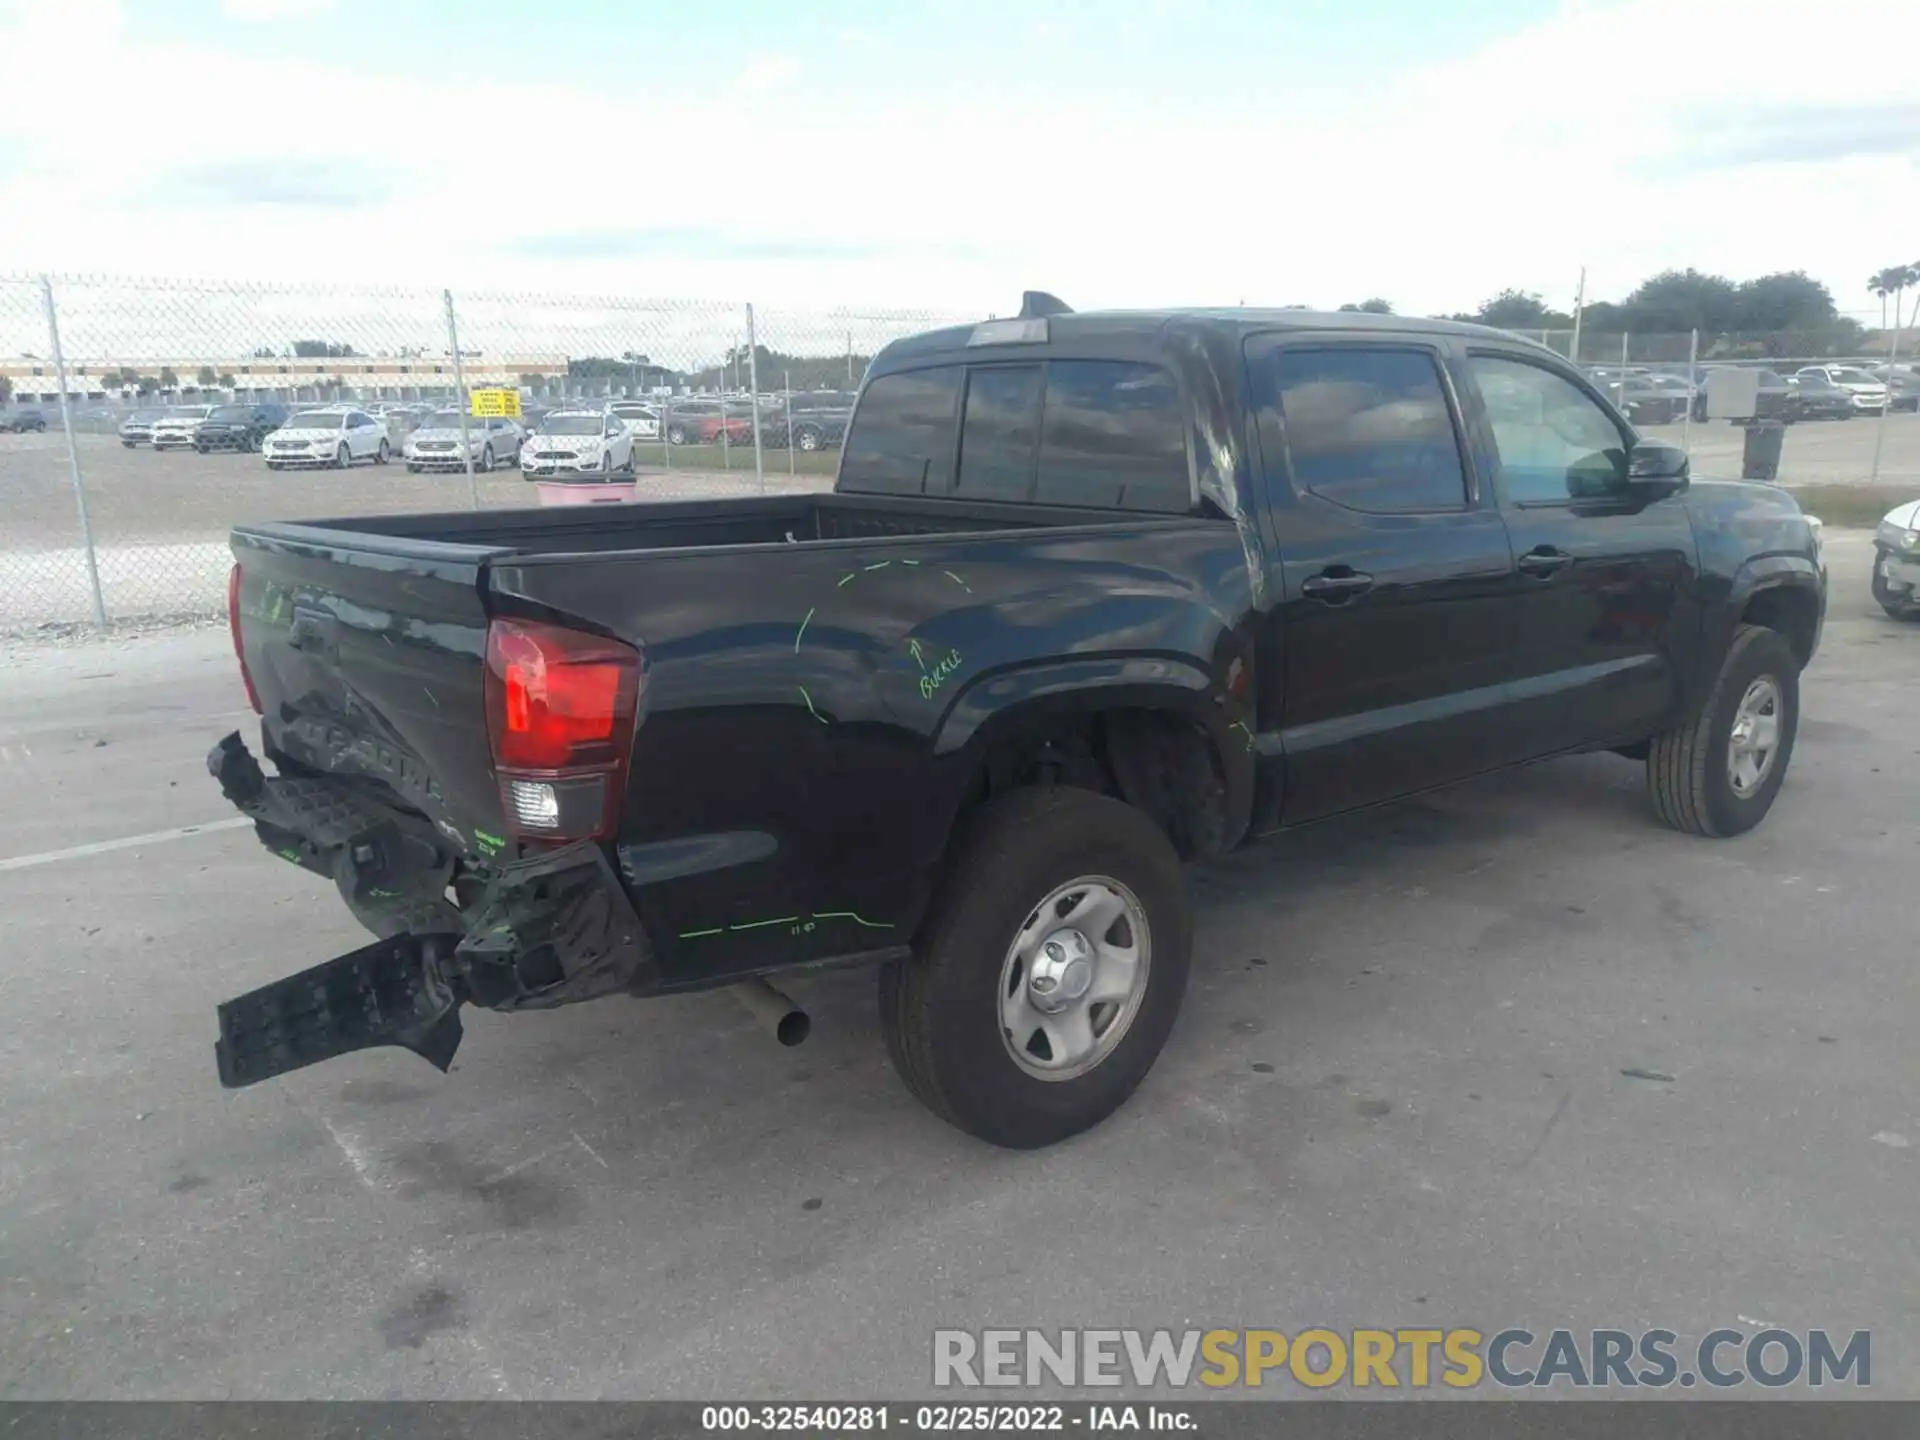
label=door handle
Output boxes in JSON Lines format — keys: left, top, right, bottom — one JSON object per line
{"left": 1517, "top": 547, "right": 1574, "bottom": 578}
{"left": 1300, "top": 568, "right": 1375, "bottom": 601}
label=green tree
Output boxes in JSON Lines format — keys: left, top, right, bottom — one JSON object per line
{"left": 1619, "top": 269, "right": 1740, "bottom": 335}
{"left": 196, "top": 365, "right": 219, "bottom": 388}
{"left": 292, "top": 339, "right": 358, "bottom": 358}
{"left": 0, "top": 374, "right": 10, "bottom": 405}
{"left": 1869, "top": 262, "right": 1920, "bottom": 341}
{"left": 1338, "top": 298, "right": 1395, "bottom": 314}
{"left": 217, "top": 372, "right": 236, "bottom": 389}
{"left": 158, "top": 366, "right": 179, "bottom": 392}
{"left": 1474, "top": 289, "right": 1573, "bottom": 328}
{"left": 135, "top": 374, "right": 159, "bottom": 396}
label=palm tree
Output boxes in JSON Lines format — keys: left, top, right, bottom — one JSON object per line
{"left": 1870, "top": 267, "right": 1899, "bottom": 333}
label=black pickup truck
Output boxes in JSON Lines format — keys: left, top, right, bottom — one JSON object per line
{"left": 207, "top": 296, "right": 1826, "bottom": 1148}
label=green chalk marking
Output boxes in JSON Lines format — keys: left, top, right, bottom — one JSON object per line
{"left": 677, "top": 927, "right": 725, "bottom": 939}
{"left": 838, "top": 572, "right": 858, "bottom": 587}
{"left": 729, "top": 916, "right": 801, "bottom": 931}
{"left": 794, "top": 607, "right": 815, "bottom": 653}
{"left": 798, "top": 686, "right": 829, "bottom": 724}
{"left": 811, "top": 911, "right": 895, "bottom": 929}
{"left": 863, "top": 560, "right": 892, "bottom": 571}
{"left": 943, "top": 571, "right": 971, "bottom": 592}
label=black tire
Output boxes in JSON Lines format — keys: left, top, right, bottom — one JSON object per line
{"left": 1872, "top": 546, "right": 1920, "bottom": 620}
{"left": 375, "top": 439, "right": 390, "bottom": 466}
{"left": 266, "top": 461, "right": 281, "bottom": 471}
{"left": 666, "top": 425, "right": 689, "bottom": 446}
{"left": 406, "top": 462, "right": 421, "bottom": 474}
{"left": 122, "top": 440, "right": 135, "bottom": 448}
{"left": 796, "top": 425, "right": 823, "bottom": 453}
{"left": 334, "top": 443, "right": 349, "bottom": 470}
{"left": 878, "top": 787, "right": 1191, "bottom": 1149}
{"left": 1647, "top": 623, "right": 1800, "bottom": 837}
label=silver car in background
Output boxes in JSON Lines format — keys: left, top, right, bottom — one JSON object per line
{"left": 402, "top": 411, "right": 525, "bottom": 472}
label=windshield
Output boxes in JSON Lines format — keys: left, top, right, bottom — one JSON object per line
{"left": 1830, "top": 368, "right": 1874, "bottom": 384}
{"left": 209, "top": 405, "right": 252, "bottom": 421}
{"left": 286, "top": 411, "right": 341, "bottom": 428}
{"left": 166, "top": 406, "right": 212, "bottom": 418}
{"left": 130, "top": 408, "right": 166, "bottom": 421}
{"left": 425, "top": 412, "right": 466, "bottom": 428}
{"left": 539, "top": 415, "right": 604, "bottom": 435}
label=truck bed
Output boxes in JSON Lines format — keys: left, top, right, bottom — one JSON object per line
{"left": 237, "top": 491, "right": 1173, "bottom": 561}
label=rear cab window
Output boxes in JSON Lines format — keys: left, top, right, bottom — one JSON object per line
{"left": 840, "top": 356, "right": 1191, "bottom": 512}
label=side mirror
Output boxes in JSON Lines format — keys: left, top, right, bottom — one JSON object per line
{"left": 1628, "top": 438, "right": 1689, "bottom": 489}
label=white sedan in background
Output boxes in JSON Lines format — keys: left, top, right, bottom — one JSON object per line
{"left": 263, "top": 407, "right": 391, "bottom": 470}
{"left": 520, "top": 410, "right": 635, "bottom": 478}
{"left": 402, "top": 412, "right": 525, "bottom": 472}
{"left": 147, "top": 405, "right": 215, "bottom": 450}
{"left": 608, "top": 401, "right": 661, "bottom": 439}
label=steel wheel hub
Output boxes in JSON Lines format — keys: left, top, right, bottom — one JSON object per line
{"left": 1727, "top": 675, "right": 1782, "bottom": 798}
{"left": 998, "top": 876, "right": 1151, "bottom": 1082}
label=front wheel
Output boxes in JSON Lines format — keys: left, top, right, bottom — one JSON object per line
{"left": 879, "top": 788, "right": 1191, "bottom": 1149}
{"left": 796, "top": 426, "right": 822, "bottom": 453}
{"left": 1647, "top": 624, "right": 1800, "bottom": 837}
{"left": 334, "top": 444, "right": 350, "bottom": 470}
{"left": 478, "top": 444, "right": 493, "bottom": 473}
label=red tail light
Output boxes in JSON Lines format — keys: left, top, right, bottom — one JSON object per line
{"left": 484, "top": 618, "right": 641, "bottom": 842}
{"left": 228, "top": 563, "right": 263, "bottom": 715}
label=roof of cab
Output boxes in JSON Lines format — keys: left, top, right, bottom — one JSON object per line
{"left": 873, "top": 306, "right": 1528, "bottom": 368}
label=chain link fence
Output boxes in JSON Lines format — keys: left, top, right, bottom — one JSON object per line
{"left": 0, "top": 274, "right": 970, "bottom": 632}
{"left": 3, "top": 276, "right": 1915, "bottom": 633}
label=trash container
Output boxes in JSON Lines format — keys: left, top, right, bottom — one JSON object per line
{"left": 1741, "top": 420, "right": 1785, "bottom": 482}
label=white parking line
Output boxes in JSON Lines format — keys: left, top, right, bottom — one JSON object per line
{"left": 0, "top": 816, "right": 252, "bottom": 872}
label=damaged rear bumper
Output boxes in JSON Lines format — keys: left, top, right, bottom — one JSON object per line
{"left": 207, "top": 731, "right": 657, "bottom": 1088}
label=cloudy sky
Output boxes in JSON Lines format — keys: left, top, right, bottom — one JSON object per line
{"left": 0, "top": 0, "right": 1914, "bottom": 322}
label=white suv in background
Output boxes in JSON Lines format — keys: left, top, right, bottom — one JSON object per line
{"left": 147, "top": 405, "right": 215, "bottom": 449}
{"left": 1795, "top": 366, "right": 1890, "bottom": 412}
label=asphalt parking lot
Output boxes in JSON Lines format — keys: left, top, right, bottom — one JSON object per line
{"left": 0, "top": 432, "right": 830, "bottom": 629}
{"left": 0, "top": 532, "right": 1913, "bottom": 1400}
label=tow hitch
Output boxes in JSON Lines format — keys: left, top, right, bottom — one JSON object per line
{"left": 215, "top": 933, "right": 465, "bottom": 1089}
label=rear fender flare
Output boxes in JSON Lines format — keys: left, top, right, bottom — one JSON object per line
{"left": 932, "top": 655, "right": 1255, "bottom": 856}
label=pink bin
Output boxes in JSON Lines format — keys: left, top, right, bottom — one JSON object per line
{"left": 534, "top": 479, "right": 639, "bottom": 507}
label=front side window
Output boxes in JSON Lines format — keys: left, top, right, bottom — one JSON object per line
{"left": 1265, "top": 347, "right": 1468, "bottom": 513}
{"left": 1468, "top": 355, "right": 1628, "bottom": 504}
{"left": 956, "top": 365, "right": 1043, "bottom": 501}
{"left": 839, "top": 366, "right": 962, "bottom": 496}
{"left": 1036, "top": 360, "right": 1188, "bottom": 512}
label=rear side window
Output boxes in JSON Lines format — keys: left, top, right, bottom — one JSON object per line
{"left": 840, "top": 367, "right": 962, "bottom": 495}
{"left": 957, "top": 365, "right": 1044, "bottom": 501}
{"left": 1037, "top": 361, "right": 1188, "bottom": 511}
{"left": 1265, "top": 347, "right": 1467, "bottom": 513}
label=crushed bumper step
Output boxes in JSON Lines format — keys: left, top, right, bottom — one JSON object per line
{"left": 215, "top": 932, "right": 465, "bottom": 1089}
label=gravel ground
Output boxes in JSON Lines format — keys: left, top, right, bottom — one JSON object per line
{"left": 0, "top": 532, "right": 1913, "bottom": 1401}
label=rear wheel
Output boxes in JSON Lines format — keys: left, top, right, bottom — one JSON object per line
{"left": 1647, "top": 624, "right": 1800, "bottom": 837}
{"left": 796, "top": 425, "right": 823, "bottom": 453}
{"left": 375, "top": 439, "right": 390, "bottom": 465}
{"left": 879, "top": 788, "right": 1190, "bottom": 1148}
{"left": 478, "top": 444, "right": 493, "bottom": 473}
{"left": 666, "top": 425, "right": 689, "bottom": 446}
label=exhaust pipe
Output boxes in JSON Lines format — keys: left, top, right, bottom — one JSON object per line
{"left": 729, "top": 977, "right": 810, "bottom": 1047}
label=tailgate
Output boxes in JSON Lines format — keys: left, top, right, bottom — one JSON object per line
{"left": 231, "top": 522, "right": 509, "bottom": 855}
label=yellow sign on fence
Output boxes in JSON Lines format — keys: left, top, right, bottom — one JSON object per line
{"left": 470, "top": 387, "right": 522, "bottom": 418}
